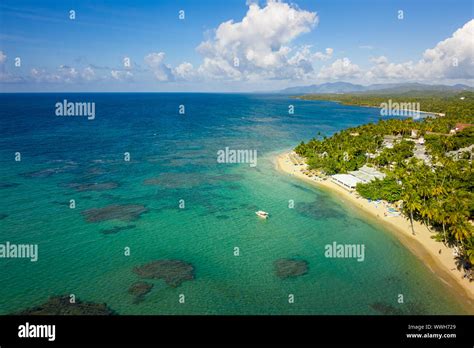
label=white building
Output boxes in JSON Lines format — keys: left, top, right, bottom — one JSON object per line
{"left": 331, "top": 174, "right": 364, "bottom": 190}
{"left": 331, "top": 165, "right": 386, "bottom": 191}
{"left": 349, "top": 165, "right": 386, "bottom": 183}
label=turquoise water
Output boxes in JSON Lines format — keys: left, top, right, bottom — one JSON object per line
{"left": 0, "top": 93, "right": 468, "bottom": 314}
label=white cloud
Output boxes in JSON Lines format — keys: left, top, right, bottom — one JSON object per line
{"left": 30, "top": 68, "right": 61, "bottom": 83}
{"left": 173, "top": 62, "right": 196, "bottom": 81}
{"left": 144, "top": 52, "right": 173, "bottom": 81}
{"left": 414, "top": 19, "right": 474, "bottom": 79}
{"left": 0, "top": 51, "right": 6, "bottom": 64}
{"left": 365, "top": 20, "right": 474, "bottom": 82}
{"left": 29, "top": 65, "right": 100, "bottom": 83}
{"left": 110, "top": 69, "right": 133, "bottom": 81}
{"left": 196, "top": 57, "right": 241, "bottom": 80}
{"left": 195, "top": 0, "right": 318, "bottom": 80}
{"left": 366, "top": 56, "right": 414, "bottom": 80}
{"left": 82, "top": 66, "right": 95, "bottom": 81}
{"left": 318, "top": 58, "right": 362, "bottom": 79}
{"left": 313, "top": 47, "right": 334, "bottom": 60}
{"left": 58, "top": 65, "right": 79, "bottom": 82}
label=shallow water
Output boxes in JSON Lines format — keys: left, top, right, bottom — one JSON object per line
{"left": 0, "top": 93, "right": 468, "bottom": 314}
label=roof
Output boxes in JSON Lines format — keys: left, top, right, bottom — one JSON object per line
{"left": 446, "top": 144, "right": 474, "bottom": 158}
{"left": 455, "top": 123, "right": 473, "bottom": 131}
{"left": 349, "top": 165, "right": 386, "bottom": 182}
{"left": 331, "top": 174, "right": 364, "bottom": 188}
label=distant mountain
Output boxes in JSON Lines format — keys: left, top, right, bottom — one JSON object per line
{"left": 364, "top": 82, "right": 473, "bottom": 94}
{"left": 278, "top": 82, "right": 473, "bottom": 95}
{"left": 279, "top": 82, "right": 366, "bottom": 94}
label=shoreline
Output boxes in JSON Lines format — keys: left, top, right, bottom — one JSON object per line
{"left": 295, "top": 97, "right": 446, "bottom": 116}
{"left": 275, "top": 151, "right": 474, "bottom": 310}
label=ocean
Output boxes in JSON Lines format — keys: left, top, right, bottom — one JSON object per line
{"left": 0, "top": 93, "right": 467, "bottom": 314}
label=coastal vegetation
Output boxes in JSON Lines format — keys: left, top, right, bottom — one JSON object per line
{"left": 298, "top": 91, "right": 474, "bottom": 132}
{"left": 295, "top": 92, "right": 474, "bottom": 270}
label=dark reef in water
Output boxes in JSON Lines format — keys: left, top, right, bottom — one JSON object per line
{"left": 133, "top": 260, "right": 194, "bottom": 287}
{"left": 66, "top": 182, "right": 119, "bottom": 192}
{"left": 86, "top": 167, "right": 107, "bottom": 176}
{"left": 0, "top": 182, "right": 20, "bottom": 189}
{"left": 274, "top": 259, "right": 309, "bottom": 279}
{"left": 370, "top": 301, "right": 427, "bottom": 315}
{"left": 290, "top": 182, "right": 314, "bottom": 193}
{"left": 101, "top": 224, "right": 136, "bottom": 235}
{"left": 143, "top": 172, "right": 243, "bottom": 189}
{"left": 128, "top": 281, "right": 154, "bottom": 304}
{"left": 14, "top": 295, "right": 115, "bottom": 315}
{"left": 144, "top": 173, "right": 209, "bottom": 188}
{"left": 21, "top": 165, "right": 77, "bottom": 178}
{"left": 82, "top": 204, "right": 148, "bottom": 222}
{"left": 216, "top": 215, "right": 230, "bottom": 220}
{"left": 370, "top": 302, "right": 401, "bottom": 315}
{"left": 295, "top": 201, "right": 343, "bottom": 220}
{"left": 0, "top": 213, "right": 8, "bottom": 220}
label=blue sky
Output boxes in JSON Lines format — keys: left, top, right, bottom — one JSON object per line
{"left": 0, "top": 0, "right": 473, "bottom": 92}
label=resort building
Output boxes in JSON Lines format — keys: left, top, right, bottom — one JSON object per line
{"left": 446, "top": 144, "right": 474, "bottom": 161}
{"left": 332, "top": 165, "right": 386, "bottom": 191}
{"left": 331, "top": 174, "right": 364, "bottom": 190}
{"left": 413, "top": 143, "right": 431, "bottom": 165}
{"left": 349, "top": 165, "right": 386, "bottom": 183}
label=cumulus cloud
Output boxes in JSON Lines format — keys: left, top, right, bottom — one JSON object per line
{"left": 313, "top": 47, "right": 334, "bottom": 60}
{"left": 195, "top": 0, "right": 319, "bottom": 80}
{"left": 110, "top": 69, "right": 133, "bottom": 81}
{"left": 144, "top": 52, "right": 173, "bottom": 81}
{"left": 318, "top": 58, "right": 362, "bottom": 79}
{"left": 58, "top": 65, "right": 79, "bottom": 82}
{"left": 29, "top": 65, "right": 99, "bottom": 83}
{"left": 30, "top": 68, "right": 61, "bottom": 83}
{"left": 82, "top": 66, "right": 95, "bottom": 81}
{"left": 365, "top": 56, "right": 414, "bottom": 80}
{"left": 173, "top": 62, "right": 197, "bottom": 81}
{"left": 414, "top": 19, "right": 474, "bottom": 79}
{"left": 365, "top": 20, "right": 474, "bottom": 81}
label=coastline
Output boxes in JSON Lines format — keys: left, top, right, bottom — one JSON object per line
{"left": 275, "top": 151, "right": 474, "bottom": 309}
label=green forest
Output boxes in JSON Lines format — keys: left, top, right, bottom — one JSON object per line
{"left": 295, "top": 92, "right": 474, "bottom": 271}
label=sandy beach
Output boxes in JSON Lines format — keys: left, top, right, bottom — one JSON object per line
{"left": 276, "top": 151, "right": 474, "bottom": 308}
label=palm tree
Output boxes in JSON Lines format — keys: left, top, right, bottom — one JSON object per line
{"left": 440, "top": 136, "right": 454, "bottom": 152}
{"left": 445, "top": 192, "right": 471, "bottom": 246}
{"left": 433, "top": 199, "right": 450, "bottom": 245}
{"left": 465, "top": 235, "right": 474, "bottom": 265}
{"left": 420, "top": 199, "right": 436, "bottom": 231}
{"left": 449, "top": 221, "right": 472, "bottom": 246}
{"left": 401, "top": 185, "right": 422, "bottom": 235}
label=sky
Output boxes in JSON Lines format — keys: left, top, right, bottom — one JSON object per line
{"left": 0, "top": 0, "right": 473, "bottom": 92}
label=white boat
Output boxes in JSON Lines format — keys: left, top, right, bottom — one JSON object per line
{"left": 255, "top": 210, "right": 269, "bottom": 219}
